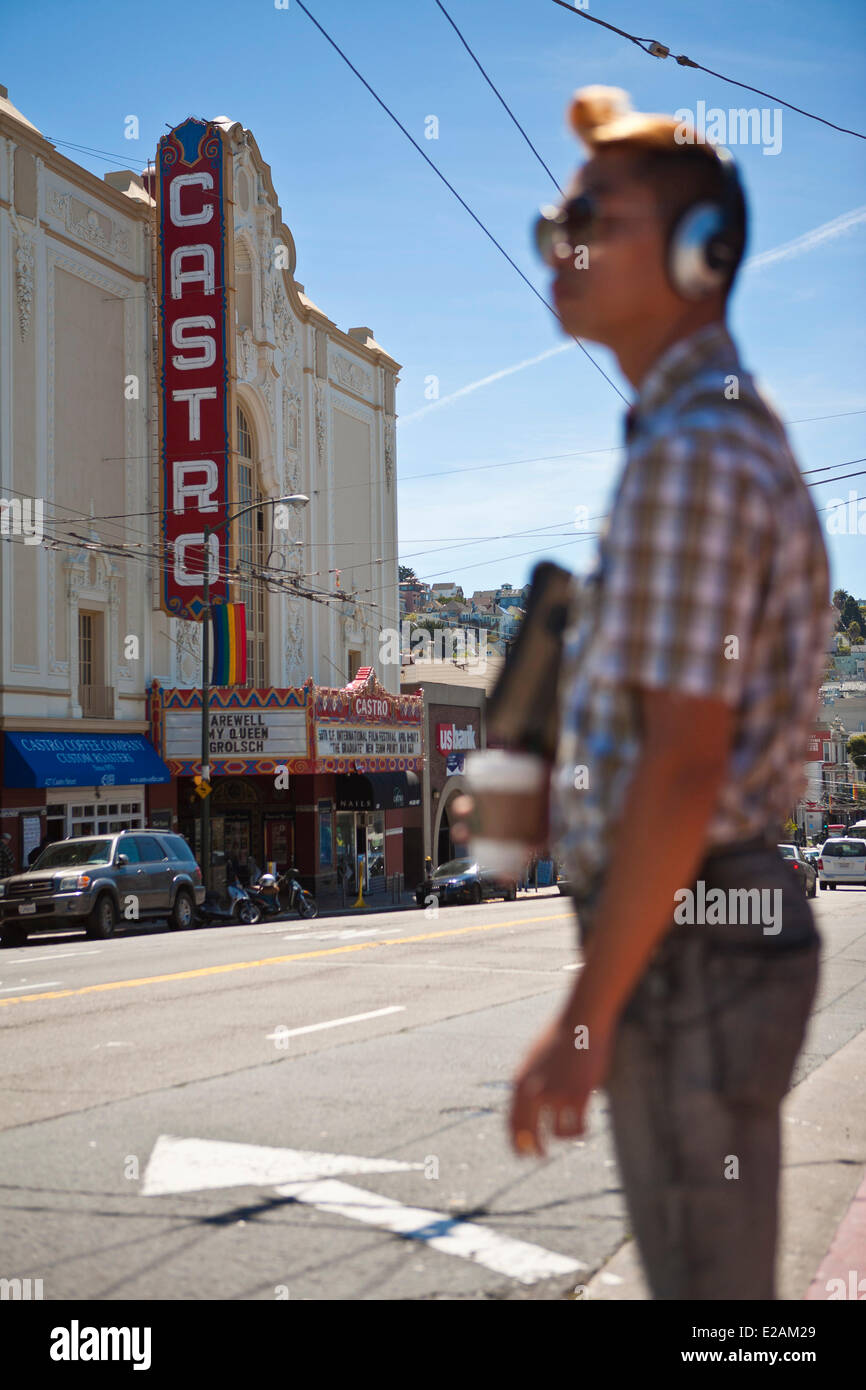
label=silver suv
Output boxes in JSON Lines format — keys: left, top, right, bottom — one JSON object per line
{"left": 0, "top": 830, "right": 205, "bottom": 946}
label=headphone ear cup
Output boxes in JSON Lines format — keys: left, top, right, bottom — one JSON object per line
{"left": 668, "top": 202, "right": 730, "bottom": 300}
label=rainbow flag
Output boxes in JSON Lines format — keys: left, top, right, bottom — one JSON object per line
{"left": 211, "top": 603, "right": 247, "bottom": 685}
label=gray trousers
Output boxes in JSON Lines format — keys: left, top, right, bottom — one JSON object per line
{"left": 579, "top": 843, "right": 821, "bottom": 1300}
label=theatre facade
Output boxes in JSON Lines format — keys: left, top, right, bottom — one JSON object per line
{"left": 148, "top": 670, "right": 423, "bottom": 892}
{"left": 0, "top": 89, "right": 416, "bottom": 885}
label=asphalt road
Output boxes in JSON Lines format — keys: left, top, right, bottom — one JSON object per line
{"left": 1, "top": 886, "right": 864, "bottom": 1301}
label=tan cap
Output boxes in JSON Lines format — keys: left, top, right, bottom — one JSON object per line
{"left": 568, "top": 84, "right": 708, "bottom": 155}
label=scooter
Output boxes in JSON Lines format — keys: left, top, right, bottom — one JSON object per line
{"left": 195, "top": 881, "right": 261, "bottom": 927}
{"left": 247, "top": 871, "right": 318, "bottom": 920}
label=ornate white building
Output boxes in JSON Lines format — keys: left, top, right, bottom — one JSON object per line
{"left": 0, "top": 89, "right": 413, "bottom": 883}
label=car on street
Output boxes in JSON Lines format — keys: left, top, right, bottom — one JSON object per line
{"left": 415, "top": 857, "right": 517, "bottom": 907}
{"left": 0, "top": 830, "right": 206, "bottom": 945}
{"left": 777, "top": 843, "right": 818, "bottom": 897}
{"left": 817, "top": 837, "right": 866, "bottom": 891}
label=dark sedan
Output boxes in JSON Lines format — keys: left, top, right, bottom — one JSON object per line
{"left": 777, "top": 843, "right": 817, "bottom": 898}
{"left": 415, "top": 857, "right": 517, "bottom": 908}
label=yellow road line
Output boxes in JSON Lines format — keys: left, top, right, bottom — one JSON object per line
{"left": 0, "top": 911, "right": 573, "bottom": 1008}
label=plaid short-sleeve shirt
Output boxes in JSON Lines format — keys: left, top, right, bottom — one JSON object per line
{"left": 551, "top": 323, "right": 833, "bottom": 900}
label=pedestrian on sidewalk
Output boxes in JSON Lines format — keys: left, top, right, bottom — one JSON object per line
{"left": 501, "top": 87, "right": 831, "bottom": 1300}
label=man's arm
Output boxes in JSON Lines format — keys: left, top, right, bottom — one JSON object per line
{"left": 507, "top": 686, "right": 733, "bottom": 1155}
{"left": 564, "top": 687, "right": 733, "bottom": 1027}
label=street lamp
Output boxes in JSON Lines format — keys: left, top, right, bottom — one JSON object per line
{"left": 199, "top": 493, "right": 309, "bottom": 892}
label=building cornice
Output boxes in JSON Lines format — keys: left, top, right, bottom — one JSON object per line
{"left": 0, "top": 115, "right": 153, "bottom": 222}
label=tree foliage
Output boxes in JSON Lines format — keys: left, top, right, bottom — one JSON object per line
{"left": 849, "top": 734, "right": 866, "bottom": 770}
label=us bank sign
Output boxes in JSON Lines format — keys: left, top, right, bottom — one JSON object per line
{"left": 157, "top": 118, "right": 234, "bottom": 619}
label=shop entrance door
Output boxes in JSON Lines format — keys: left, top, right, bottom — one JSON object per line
{"left": 264, "top": 818, "right": 294, "bottom": 873}
{"left": 336, "top": 812, "right": 356, "bottom": 893}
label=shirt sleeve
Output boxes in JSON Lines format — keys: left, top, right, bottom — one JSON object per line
{"left": 591, "top": 435, "right": 773, "bottom": 703}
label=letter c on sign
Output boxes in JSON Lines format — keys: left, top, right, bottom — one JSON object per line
{"left": 175, "top": 532, "right": 219, "bottom": 586}
{"left": 170, "top": 172, "right": 214, "bottom": 227}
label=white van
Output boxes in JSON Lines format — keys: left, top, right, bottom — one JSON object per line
{"left": 818, "top": 838, "right": 866, "bottom": 890}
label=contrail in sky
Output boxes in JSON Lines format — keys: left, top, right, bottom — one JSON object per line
{"left": 744, "top": 204, "right": 866, "bottom": 270}
{"left": 400, "top": 342, "right": 574, "bottom": 423}
{"left": 400, "top": 205, "right": 865, "bottom": 422}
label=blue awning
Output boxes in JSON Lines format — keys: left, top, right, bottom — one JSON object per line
{"left": 3, "top": 732, "right": 171, "bottom": 788}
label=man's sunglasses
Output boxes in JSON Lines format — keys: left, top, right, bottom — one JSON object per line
{"left": 534, "top": 194, "right": 599, "bottom": 268}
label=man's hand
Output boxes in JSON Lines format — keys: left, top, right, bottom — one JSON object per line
{"left": 508, "top": 1009, "right": 615, "bottom": 1158}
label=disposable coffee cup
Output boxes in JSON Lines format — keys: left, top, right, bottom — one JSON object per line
{"left": 463, "top": 750, "right": 549, "bottom": 878}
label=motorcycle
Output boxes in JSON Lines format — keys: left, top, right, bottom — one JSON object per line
{"left": 247, "top": 871, "right": 318, "bottom": 920}
{"left": 195, "top": 881, "right": 261, "bottom": 927}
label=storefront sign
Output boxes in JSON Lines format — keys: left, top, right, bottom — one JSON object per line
{"left": 436, "top": 723, "right": 477, "bottom": 754}
{"left": 3, "top": 732, "right": 171, "bottom": 788}
{"left": 164, "top": 705, "right": 306, "bottom": 766}
{"left": 316, "top": 725, "right": 422, "bottom": 760}
{"left": 353, "top": 695, "right": 391, "bottom": 720}
{"left": 158, "top": 118, "right": 232, "bottom": 619}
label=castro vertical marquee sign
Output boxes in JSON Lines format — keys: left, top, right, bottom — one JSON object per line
{"left": 157, "top": 118, "right": 234, "bottom": 619}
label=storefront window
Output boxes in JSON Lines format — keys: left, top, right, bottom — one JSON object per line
{"left": 63, "top": 798, "right": 144, "bottom": 839}
{"left": 318, "top": 800, "right": 333, "bottom": 867}
{"left": 336, "top": 812, "right": 355, "bottom": 891}
{"left": 367, "top": 814, "right": 385, "bottom": 882}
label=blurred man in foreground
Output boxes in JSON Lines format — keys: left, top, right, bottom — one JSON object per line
{"left": 466, "top": 87, "right": 832, "bottom": 1299}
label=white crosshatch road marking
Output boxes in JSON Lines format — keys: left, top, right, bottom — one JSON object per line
{"left": 142, "top": 1135, "right": 584, "bottom": 1285}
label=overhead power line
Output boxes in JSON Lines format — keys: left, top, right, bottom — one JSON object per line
{"left": 292, "top": 0, "right": 630, "bottom": 405}
{"left": 551, "top": 1, "right": 866, "bottom": 141}
{"left": 433, "top": 0, "right": 563, "bottom": 194}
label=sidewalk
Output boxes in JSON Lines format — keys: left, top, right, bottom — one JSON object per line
{"left": 584, "top": 1023, "right": 866, "bottom": 1301}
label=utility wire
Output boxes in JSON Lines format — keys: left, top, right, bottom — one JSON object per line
{"left": 433, "top": 0, "right": 563, "bottom": 194}
{"left": 292, "top": 0, "right": 630, "bottom": 405}
{"left": 550, "top": 0, "right": 866, "bottom": 141}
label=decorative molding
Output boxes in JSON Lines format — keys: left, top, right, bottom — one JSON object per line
{"left": 332, "top": 353, "right": 372, "bottom": 399}
{"left": 384, "top": 413, "right": 395, "bottom": 493}
{"left": 331, "top": 392, "right": 372, "bottom": 428}
{"left": 284, "top": 605, "right": 305, "bottom": 685}
{"left": 282, "top": 386, "right": 301, "bottom": 496}
{"left": 314, "top": 381, "right": 328, "bottom": 470}
{"left": 173, "top": 617, "right": 203, "bottom": 688}
{"left": 46, "top": 185, "right": 132, "bottom": 259}
{"left": 342, "top": 603, "right": 365, "bottom": 647}
{"left": 237, "top": 326, "right": 256, "bottom": 382}
{"left": 272, "top": 282, "right": 297, "bottom": 357}
{"left": 15, "top": 233, "right": 35, "bottom": 338}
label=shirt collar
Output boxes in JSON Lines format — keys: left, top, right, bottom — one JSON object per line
{"left": 631, "top": 321, "right": 739, "bottom": 422}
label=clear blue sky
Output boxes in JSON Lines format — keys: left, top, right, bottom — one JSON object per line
{"left": 7, "top": 0, "right": 866, "bottom": 600}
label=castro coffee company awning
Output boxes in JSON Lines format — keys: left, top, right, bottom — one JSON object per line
{"left": 336, "top": 771, "right": 421, "bottom": 811}
{"left": 3, "top": 733, "right": 172, "bottom": 788}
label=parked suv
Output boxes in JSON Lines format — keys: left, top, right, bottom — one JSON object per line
{"left": 817, "top": 837, "right": 866, "bottom": 891}
{"left": 0, "top": 830, "right": 205, "bottom": 946}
